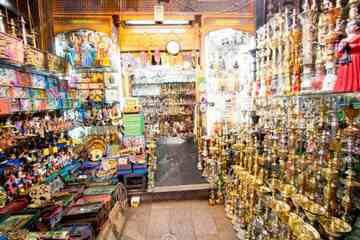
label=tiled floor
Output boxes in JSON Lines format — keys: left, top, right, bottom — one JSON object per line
{"left": 121, "top": 200, "right": 237, "bottom": 240}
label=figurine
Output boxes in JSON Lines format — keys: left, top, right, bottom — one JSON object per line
{"left": 335, "top": 20, "right": 360, "bottom": 92}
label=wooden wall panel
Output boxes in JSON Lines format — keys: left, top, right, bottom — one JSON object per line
{"left": 119, "top": 24, "right": 200, "bottom": 52}
{"left": 202, "top": 15, "right": 255, "bottom": 33}
{"left": 54, "top": 0, "right": 125, "bottom": 13}
{"left": 53, "top": 16, "right": 113, "bottom": 36}
{"left": 53, "top": 0, "right": 254, "bottom": 15}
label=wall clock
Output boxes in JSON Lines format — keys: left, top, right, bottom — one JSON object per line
{"left": 166, "top": 41, "right": 181, "bottom": 55}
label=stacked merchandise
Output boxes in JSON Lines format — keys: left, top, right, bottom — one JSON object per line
{"left": 55, "top": 29, "right": 121, "bottom": 105}
{"left": 160, "top": 82, "right": 195, "bottom": 138}
{"left": 0, "top": 108, "right": 126, "bottom": 239}
{"left": 255, "top": 1, "right": 360, "bottom": 95}
{"left": 0, "top": 67, "right": 80, "bottom": 115}
{"left": 201, "top": 94, "right": 360, "bottom": 239}
{"left": 199, "top": 2, "right": 360, "bottom": 240}
{"left": 0, "top": 19, "right": 126, "bottom": 239}
{"left": 118, "top": 98, "right": 147, "bottom": 191}
{"left": 70, "top": 71, "right": 105, "bottom": 104}
{"left": 129, "top": 65, "right": 196, "bottom": 139}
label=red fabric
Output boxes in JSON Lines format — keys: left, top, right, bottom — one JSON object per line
{"left": 335, "top": 34, "right": 360, "bottom": 92}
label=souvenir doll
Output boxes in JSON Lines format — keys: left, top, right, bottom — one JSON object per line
{"left": 5, "top": 174, "right": 17, "bottom": 197}
{"left": 153, "top": 49, "right": 161, "bottom": 65}
{"left": 81, "top": 37, "right": 97, "bottom": 67}
{"left": 139, "top": 51, "right": 147, "bottom": 66}
{"left": 335, "top": 20, "right": 360, "bottom": 92}
{"left": 97, "top": 36, "right": 105, "bottom": 66}
{"left": 100, "top": 108, "right": 107, "bottom": 125}
{"left": 16, "top": 167, "right": 29, "bottom": 195}
{"left": 96, "top": 109, "right": 103, "bottom": 125}
{"left": 64, "top": 43, "right": 75, "bottom": 73}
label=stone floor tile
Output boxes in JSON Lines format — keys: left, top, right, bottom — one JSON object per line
{"left": 191, "top": 200, "right": 211, "bottom": 209}
{"left": 122, "top": 219, "right": 147, "bottom": 240}
{"left": 192, "top": 207, "right": 218, "bottom": 236}
{"left": 126, "top": 204, "right": 151, "bottom": 221}
{"left": 169, "top": 207, "right": 196, "bottom": 240}
{"left": 196, "top": 234, "right": 220, "bottom": 240}
{"left": 208, "top": 205, "right": 228, "bottom": 218}
{"left": 147, "top": 207, "right": 171, "bottom": 237}
{"left": 218, "top": 231, "right": 238, "bottom": 240}
{"left": 213, "top": 215, "right": 235, "bottom": 233}
{"left": 151, "top": 200, "right": 192, "bottom": 209}
{"left": 114, "top": 200, "right": 236, "bottom": 240}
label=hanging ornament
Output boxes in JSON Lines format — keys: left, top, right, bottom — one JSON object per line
{"left": 140, "top": 51, "right": 147, "bottom": 66}
{"left": 154, "top": 49, "right": 161, "bottom": 65}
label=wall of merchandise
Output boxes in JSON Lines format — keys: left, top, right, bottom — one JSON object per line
{"left": 123, "top": 53, "right": 199, "bottom": 139}
{"left": 199, "top": 2, "right": 360, "bottom": 240}
{"left": 0, "top": 18, "right": 129, "bottom": 239}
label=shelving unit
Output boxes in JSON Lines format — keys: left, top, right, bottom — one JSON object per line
{"left": 131, "top": 77, "right": 196, "bottom": 138}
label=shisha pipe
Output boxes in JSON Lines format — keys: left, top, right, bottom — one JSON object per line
{"left": 341, "top": 106, "right": 359, "bottom": 221}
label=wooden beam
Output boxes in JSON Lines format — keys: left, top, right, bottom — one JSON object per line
{"left": 38, "top": 0, "right": 55, "bottom": 51}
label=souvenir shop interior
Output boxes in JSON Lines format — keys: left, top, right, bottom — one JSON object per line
{"left": 0, "top": 0, "right": 359, "bottom": 239}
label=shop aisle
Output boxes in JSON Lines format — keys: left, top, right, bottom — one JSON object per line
{"left": 155, "top": 137, "right": 207, "bottom": 186}
{"left": 120, "top": 200, "right": 237, "bottom": 240}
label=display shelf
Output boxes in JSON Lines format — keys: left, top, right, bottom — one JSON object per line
{"left": 160, "top": 92, "right": 196, "bottom": 96}
{"left": 0, "top": 60, "right": 64, "bottom": 79}
{"left": 161, "top": 113, "right": 193, "bottom": 116}
{"left": 257, "top": 91, "right": 360, "bottom": 99}
{"left": 132, "top": 94, "right": 161, "bottom": 97}
{"left": 132, "top": 81, "right": 195, "bottom": 86}
{"left": 75, "top": 67, "right": 114, "bottom": 73}
{"left": 131, "top": 82, "right": 162, "bottom": 86}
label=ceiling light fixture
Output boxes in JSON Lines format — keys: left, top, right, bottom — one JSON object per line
{"left": 125, "top": 20, "right": 190, "bottom": 26}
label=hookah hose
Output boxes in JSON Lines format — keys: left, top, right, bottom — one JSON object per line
{"left": 115, "top": 182, "right": 128, "bottom": 210}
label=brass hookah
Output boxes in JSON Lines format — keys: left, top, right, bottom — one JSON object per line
{"left": 283, "top": 7, "right": 293, "bottom": 95}
{"left": 321, "top": 0, "right": 344, "bottom": 91}
{"left": 207, "top": 138, "right": 219, "bottom": 206}
{"left": 323, "top": 132, "right": 341, "bottom": 218}
{"left": 340, "top": 107, "right": 359, "bottom": 221}
{"left": 264, "top": 24, "right": 272, "bottom": 96}
{"left": 290, "top": 8, "right": 302, "bottom": 93}
{"left": 300, "top": 0, "right": 318, "bottom": 92}
{"left": 276, "top": 11, "right": 285, "bottom": 95}
{"left": 319, "top": 107, "right": 354, "bottom": 239}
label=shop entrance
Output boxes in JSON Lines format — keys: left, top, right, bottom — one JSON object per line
{"left": 122, "top": 55, "right": 206, "bottom": 189}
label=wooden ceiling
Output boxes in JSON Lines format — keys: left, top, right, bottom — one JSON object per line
{"left": 53, "top": 0, "right": 254, "bottom": 15}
